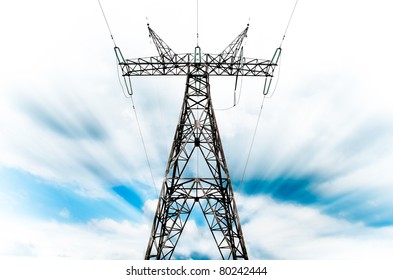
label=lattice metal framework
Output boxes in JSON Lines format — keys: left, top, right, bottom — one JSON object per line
{"left": 115, "top": 24, "right": 280, "bottom": 260}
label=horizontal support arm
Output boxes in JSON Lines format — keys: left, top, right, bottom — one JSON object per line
{"left": 118, "top": 53, "right": 277, "bottom": 77}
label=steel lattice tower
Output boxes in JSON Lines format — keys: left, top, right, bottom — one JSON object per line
{"left": 115, "top": 24, "right": 280, "bottom": 260}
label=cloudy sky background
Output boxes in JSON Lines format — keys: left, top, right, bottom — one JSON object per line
{"left": 1, "top": 0, "right": 393, "bottom": 259}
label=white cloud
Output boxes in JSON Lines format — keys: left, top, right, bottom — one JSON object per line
{"left": 0, "top": 199, "right": 219, "bottom": 260}
{"left": 0, "top": 214, "right": 149, "bottom": 259}
{"left": 2, "top": 195, "right": 392, "bottom": 260}
{"left": 238, "top": 194, "right": 393, "bottom": 259}
{"left": 59, "top": 208, "right": 70, "bottom": 219}
{"left": 175, "top": 220, "right": 223, "bottom": 259}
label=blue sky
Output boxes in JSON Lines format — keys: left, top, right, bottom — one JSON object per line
{"left": 1, "top": 0, "right": 393, "bottom": 259}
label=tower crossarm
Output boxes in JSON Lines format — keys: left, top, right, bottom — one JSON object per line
{"left": 118, "top": 54, "right": 276, "bottom": 77}
{"left": 115, "top": 25, "right": 279, "bottom": 78}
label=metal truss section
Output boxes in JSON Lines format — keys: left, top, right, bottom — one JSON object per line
{"left": 119, "top": 54, "right": 274, "bottom": 76}
{"left": 116, "top": 26, "right": 278, "bottom": 77}
{"left": 145, "top": 71, "right": 248, "bottom": 260}
{"left": 148, "top": 25, "right": 177, "bottom": 63}
{"left": 115, "top": 25, "right": 279, "bottom": 260}
{"left": 217, "top": 24, "right": 248, "bottom": 63}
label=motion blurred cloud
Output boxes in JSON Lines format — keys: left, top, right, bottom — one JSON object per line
{"left": 1, "top": 0, "right": 393, "bottom": 259}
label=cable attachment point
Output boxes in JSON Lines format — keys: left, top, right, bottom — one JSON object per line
{"left": 115, "top": 46, "right": 133, "bottom": 96}
{"left": 263, "top": 47, "right": 281, "bottom": 95}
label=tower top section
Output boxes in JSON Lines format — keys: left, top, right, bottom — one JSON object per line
{"left": 115, "top": 25, "right": 280, "bottom": 77}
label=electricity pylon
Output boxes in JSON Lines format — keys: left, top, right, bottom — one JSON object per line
{"left": 115, "top": 24, "right": 280, "bottom": 260}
